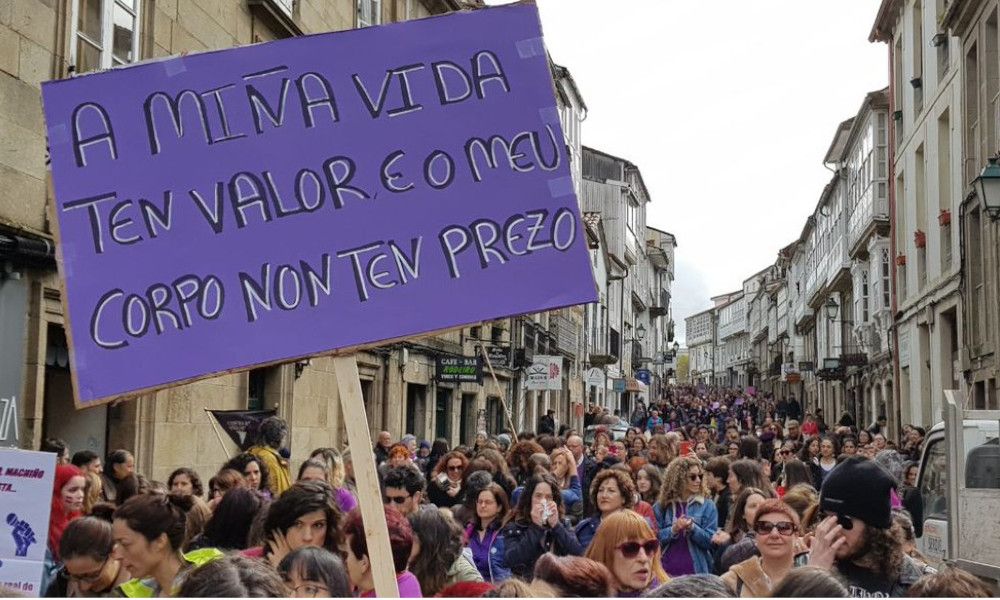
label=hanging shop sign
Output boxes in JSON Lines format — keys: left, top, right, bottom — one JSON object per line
{"left": 436, "top": 356, "right": 483, "bottom": 384}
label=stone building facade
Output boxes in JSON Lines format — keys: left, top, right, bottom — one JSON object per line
{"left": 943, "top": 0, "right": 1000, "bottom": 410}
{"left": 872, "top": 0, "right": 966, "bottom": 429}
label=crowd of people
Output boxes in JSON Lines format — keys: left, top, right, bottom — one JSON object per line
{"left": 23, "top": 385, "right": 996, "bottom": 598}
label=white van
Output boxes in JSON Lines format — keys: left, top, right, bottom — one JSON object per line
{"left": 916, "top": 407, "right": 1000, "bottom": 588}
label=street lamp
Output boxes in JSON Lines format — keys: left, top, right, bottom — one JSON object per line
{"left": 635, "top": 324, "right": 646, "bottom": 341}
{"left": 825, "top": 297, "right": 839, "bottom": 322}
{"left": 973, "top": 157, "right": 1000, "bottom": 221}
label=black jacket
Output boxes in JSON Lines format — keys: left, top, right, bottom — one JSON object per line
{"left": 539, "top": 415, "right": 556, "bottom": 435}
{"left": 581, "top": 456, "right": 620, "bottom": 515}
{"left": 427, "top": 477, "right": 463, "bottom": 509}
{"left": 374, "top": 444, "right": 390, "bottom": 466}
{"left": 787, "top": 400, "right": 802, "bottom": 421}
{"left": 501, "top": 520, "right": 584, "bottom": 580}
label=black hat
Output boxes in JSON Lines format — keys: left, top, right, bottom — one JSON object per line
{"left": 820, "top": 456, "right": 894, "bottom": 529}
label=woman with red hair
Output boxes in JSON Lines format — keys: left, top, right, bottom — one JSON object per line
{"left": 721, "top": 498, "right": 803, "bottom": 596}
{"left": 49, "top": 464, "right": 86, "bottom": 560}
{"left": 41, "top": 464, "right": 86, "bottom": 594}
{"left": 428, "top": 451, "right": 469, "bottom": 509}
{"left": 585, "top": 509, "right": 668, "bottom": 596}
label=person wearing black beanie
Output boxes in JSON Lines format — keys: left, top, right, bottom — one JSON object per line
{"left": 806, "top": 457, "right": 934, "bottom": 597}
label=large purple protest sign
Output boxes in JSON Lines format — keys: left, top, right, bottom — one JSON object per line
{"left": 41, "top": 4, "right": 597, "bottom": 406}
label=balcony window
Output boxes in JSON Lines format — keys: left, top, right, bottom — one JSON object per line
{"left": 358, "top": 0, "right": 381, "bottom": 27}
{"left": 70, "top": 0, "right": 140, "bottom": 73}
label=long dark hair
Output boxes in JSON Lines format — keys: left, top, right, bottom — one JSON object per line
{"left": 726, "top": 487, "right": 768, "bottom": 537}
{"left": 202, "top": 487, "right": 264, "bottom": 550}
{"left": 407, "top": 509, "right": 464, "bottom": 596}
{"left": 729, "top": 459, "right": 772, "bottom": 495}
{"left": 782, "top": 459, "right": 814, "bottom": 489}
{"left": 225, "top": 453, "right": 271, "bottom": 493}
{"left": 262, "top": 481, "right": 343, "bottom": 557}
{"left": 513, "top": 473, "right": 564, "bottom": 523}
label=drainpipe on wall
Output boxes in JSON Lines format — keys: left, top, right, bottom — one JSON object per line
{"left": 887, "top": 43, "right": 903, "bottom": 440}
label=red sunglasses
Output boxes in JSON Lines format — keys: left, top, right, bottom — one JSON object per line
{"left": 616, "top": 540, "right": 659, "bottom": 558}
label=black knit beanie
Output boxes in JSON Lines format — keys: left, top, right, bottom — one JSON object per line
{"left": 819, "top": 456, "right": 894, "bottom": 529}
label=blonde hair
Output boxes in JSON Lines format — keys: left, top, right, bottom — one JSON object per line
{"left": 550, "top": 446, "right": 576, "bottom": 489}
{"left": 490, "top": 578, "right": 558, "bottom": 597}
{"left": 309, "top": 448, "right": 347, "bottom": 489}
{"left": 584, "top": 510, "right": 668, "bottom": 591}
{"left": 83, "top": 472, "right": 103, "bottom": 514}
{"left": 657, "top": 456, "right": 708, "bottom": 507}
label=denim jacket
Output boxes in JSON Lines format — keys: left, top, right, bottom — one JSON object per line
{"left": 653, "top": 496, "right": 718, "bottom": 575}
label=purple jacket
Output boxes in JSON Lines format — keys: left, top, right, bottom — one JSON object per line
{"left": 465, "top": 522, "right": 511, "bottom": 583}
{"left": 335, "top": 487, "right": 357, "bottom": 514}
{"left": 360, "top": 571, "right": 422, "bottom": 598}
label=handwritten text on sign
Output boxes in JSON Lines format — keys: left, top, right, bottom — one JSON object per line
{"left": 42, "top": 4, "right": 597, "bottom": 405}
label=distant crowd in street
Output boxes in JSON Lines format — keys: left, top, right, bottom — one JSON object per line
{"left": 23, "top": 385, "right": 997, "bottom": 598}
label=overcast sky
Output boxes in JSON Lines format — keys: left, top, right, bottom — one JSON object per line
{"left": 488, "top": 1, "right": 888, "bottom": 343}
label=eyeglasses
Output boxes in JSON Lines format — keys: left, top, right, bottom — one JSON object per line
{"left": 62, "top": 557, "right": 110, "bottom": 583}
{"left": 753, "top": 521, "right": 796, "bottom": 536}
{"left": 779, "top": 450, "right": 792, "bottom": 455}
{"left": 688, "top": 473, "right": 703, "bottom": 482}
{"left": 616, "top": 540, "right": 659, "bottom": 558}
{"left": 292, "top": 583, "right": 330, "bottom": 598}
{"left": 447, "top": 465, "right": 464, "bottom": 472}
{"left": 383, "top": 495, "right": 410, "bottom": 505}
{"left": 820, "top": 511, "right": 855, "bottom": 530}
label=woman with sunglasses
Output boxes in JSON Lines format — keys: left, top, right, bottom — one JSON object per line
{"left": 585, "top": 509, "right": 670, "bottom": 596}
{"left": 427, "top": 450, "right": 469, "bottom": 509}
{"left": 721, "top": 499, "right": 803, "bottom": 596}
{"left": 716, "top": 486, "right": 775, "bottom": 574}
{"left": 653, "top": 456, "right": 718, "bottom": 576}
{"left": 48, "top": 517, "right": 131, "bottom": 597}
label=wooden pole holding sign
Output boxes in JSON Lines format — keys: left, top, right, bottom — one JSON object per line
{"left": 479, "top": 343, "right": 518, "bottom": 443}
{"left": 333, "top": 355, "right": 399, "bottom": 598}
{"left": 204, "top": 408, "right": 234, "bottom": 460}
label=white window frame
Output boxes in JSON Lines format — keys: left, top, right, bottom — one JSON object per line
{"left": 357, "top": 0, "right": 382, "bottom": 28}
{"left": 69, "top": 0, "right": 141, "bottom": 73}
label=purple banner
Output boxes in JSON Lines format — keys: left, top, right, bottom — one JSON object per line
{"left": 41, "top": 4, "right": 597, "bottom": 406}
